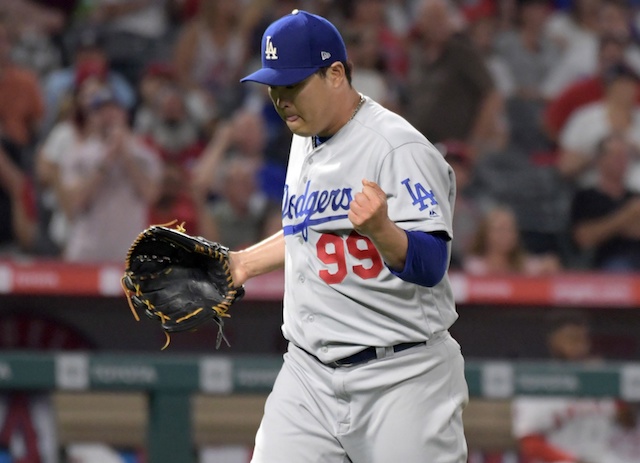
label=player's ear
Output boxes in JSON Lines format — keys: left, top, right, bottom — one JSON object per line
{"left": 327, "top": 62, "right": 346, "bottom": 87}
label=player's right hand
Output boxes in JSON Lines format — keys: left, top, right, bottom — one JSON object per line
{"left": 348, "top": 179, "right": 390, "bottom": 237}
{"left": 348, "top": 179, "right": 408, "bottom": 271}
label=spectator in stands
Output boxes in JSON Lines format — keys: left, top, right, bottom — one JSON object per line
{"left": 241, "top": 79, "right": 292, "bottom": 174}
{"left": 494, "top": 0, "right": 519, "bottom": 34}
{"left": 133, "top": 61, "right": 216, "bottom": 138}
{"left": 404, "top": 0, "right": 503, "bottom": 154}
{"left": 468, "top": 14, "right": 516, "bottom": 100}
{"left": 467, "top": 14, "right": 512, "bottom": 152}
{"left": 557, "top": 62, "right": 640, "bottom": 193}
{"left": 0, "top": 16, "right": 44, "bottom": 154}
{"left": 57, "top": 88, "right": 162, "bottom": 262}
{"left": 469, "top": 121, "right": 574, "bottom": 257}
{"left": 570, "top": 133, "right": 640, "bottom": 271}
{"left": 41, "top": 27, "right": 135, "bottom": 138}
{"left": 491, "top": 0, "right": 562, "bottom": 155}
{"left": 206, "top": 156, "right": 279, "bottom": 250}
{"left": 543, "top": 34, "right": 637, "bottom": 142}
{"left": 344, "top": 28, "right": 396, "bottom": 110}
{"left": 342, "top": 0, "right": 409, "bottom": 87}
{"left": 0, "top": 0, "right": 65, "bottom": 38}
{"left": 380, "top": 0, "right": 414, "bottom": 38}
{"left": 541, "top": 0, "right": 640, "bottom": 99}
{"left": 32, "top": 0, "right": 79, "bottom": 28}
{"left": 192, "top": 108, "right": 286, "bottom": 206}
{"left": 133, "top": 62, "right": 176, "bottom": 135}
{"left": 35, "top": 73, "right": 106, "bottom": 256}
{"left": 495, "top": 0, "right": 560, "bottom": 102}
{"left": 166, "top": 0, "right": 202, "bottom": 23}
{"left": 148, "top": 161, "right": 218, "bottom": 241}
{"left": 75, "top": 0, "right": 170, "bottom": 85}
{"left": 135, "top": 80, "right": 205, "bottom": 171}
{"left": 133, "top": 62, "right": 212, "bottom": 140}
{"left": 543, "top": 0, "right": 601, "bottom": 53}
{"left": 173, "top": 0, "right": 251, "bottom": 119}
{"left": 0, "top": 137, "right": 36, "bottom": 254}
{"left": 463, "top": 204, "right": 562, "bottom": 275}
{"left": 0, "top": 0, "right": 64, "bottom": 78}
{"left": 512, "top": 310, "right": 620, "bottom": 463}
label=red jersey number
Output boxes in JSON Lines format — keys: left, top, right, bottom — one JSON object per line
{"left": 317, "top": 231, "right": 384, "bottom": 284}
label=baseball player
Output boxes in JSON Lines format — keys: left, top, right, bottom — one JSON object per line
{"left": 232, "top": 9, "right": 468, "bottom": 463}
{"left": 512, "top": 311, "right": 617, "bottom": 463}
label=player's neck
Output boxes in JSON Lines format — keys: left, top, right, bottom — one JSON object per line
{"left": 316, "top": 90, "right": 364, "bottom": 139}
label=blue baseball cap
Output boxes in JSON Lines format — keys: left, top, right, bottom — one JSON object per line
{"left": 240, "top": 9, "right": 347, "bottom": 87}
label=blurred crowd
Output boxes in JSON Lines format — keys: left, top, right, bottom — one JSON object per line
{"left": 1, "top": 0, "right": 640, "bottom": 273}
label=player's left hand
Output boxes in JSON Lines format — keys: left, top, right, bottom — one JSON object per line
{"left": 348, "top": 179, "right": 391, "bottom": 237}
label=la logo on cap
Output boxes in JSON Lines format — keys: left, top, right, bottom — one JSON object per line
{"left": 265, "top": 36, "right": 278, "bottom": 60}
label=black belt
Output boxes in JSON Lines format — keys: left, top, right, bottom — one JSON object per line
{"left": 326, "top": 341, "right": 425, "bottom": 368}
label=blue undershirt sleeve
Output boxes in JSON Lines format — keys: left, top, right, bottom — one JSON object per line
{"left": 387, "top": 230, "right": 449, "bottom": 287}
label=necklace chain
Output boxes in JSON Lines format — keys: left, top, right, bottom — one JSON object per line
{"left": 312, "top": 94, "right": 365, "bottom": 149}
{"left": 349, "top": 94, "right": 365, "bottom": 122}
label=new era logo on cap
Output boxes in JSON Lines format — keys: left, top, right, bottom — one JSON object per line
{"left": 240, "top": 10, "right": 347, "bottom": 86}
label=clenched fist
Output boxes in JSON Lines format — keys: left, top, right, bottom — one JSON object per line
{"left": 348, "top": 179, "right": 389, "bottom": 237}
{"left": 348, "top": 179, "right": 407, "bottom": 271}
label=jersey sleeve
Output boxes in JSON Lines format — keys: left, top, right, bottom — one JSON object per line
{"left": 387, "top": 230, "right": 448, "bottom": 287}
{"left": 377, "top": 141, "right": 455, "bottom": 239}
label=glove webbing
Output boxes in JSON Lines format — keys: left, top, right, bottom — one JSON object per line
{"left": 120, "top": 273, "right": 233, "bottom": 350}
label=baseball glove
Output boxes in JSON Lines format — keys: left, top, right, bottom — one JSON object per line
{"left": 121, "top": 222, "right": 244, "bottom": 350}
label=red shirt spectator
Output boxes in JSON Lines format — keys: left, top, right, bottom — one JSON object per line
{"left": 543, "top": 35, "right": 639, "bottom": 142}
{"left": 544, "top": 76, "right": 640, "bottom": 142}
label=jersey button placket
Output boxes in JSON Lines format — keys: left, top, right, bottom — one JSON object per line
{"left": 297, "top": 155, "right": 312, "bottom": 191}
{"left": 301, "top": 156, "right": 313, "bottom": 183}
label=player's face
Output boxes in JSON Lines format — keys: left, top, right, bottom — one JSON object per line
{"left": 268, "top": 71, "right": 336, "bottom": 137}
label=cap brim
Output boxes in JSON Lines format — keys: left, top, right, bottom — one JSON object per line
{"left": 240, "top": 67, "right": 318, "bottom": 86}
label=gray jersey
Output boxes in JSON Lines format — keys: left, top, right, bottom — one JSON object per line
{"left": 281, "top": 96, "right": 458, "bottom": 363}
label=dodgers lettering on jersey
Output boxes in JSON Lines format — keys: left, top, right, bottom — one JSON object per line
{"left": 280, "top": 96, "right": 458, "bottom": 363}
{"left": 282, "top": 181, "right": 353, "bottom": 241}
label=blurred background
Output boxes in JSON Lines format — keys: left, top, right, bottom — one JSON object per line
{"left": 1, "top": 0, "right": 640, "bottom": 461}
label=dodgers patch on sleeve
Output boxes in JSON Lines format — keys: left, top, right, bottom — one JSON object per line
{"left": 401, "top": 178, "right": 440, "bottom": 218}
